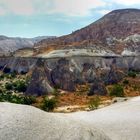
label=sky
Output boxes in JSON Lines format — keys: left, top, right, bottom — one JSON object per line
{"left": 0, "top": 0, "right": 140, "bottom": 38}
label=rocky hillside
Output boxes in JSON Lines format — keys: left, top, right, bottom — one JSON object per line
{"left": 35, "top": 9, "right": 140, "bottom": 56}
{"left": 0, "top": 36, "right": 56, "bottom": 56}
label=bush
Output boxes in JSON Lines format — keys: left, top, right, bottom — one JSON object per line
{"left": 110, "top": 84, "right": 124, "bottom": 97}
{"left": 123, "top": 79, "right": 129, "bottom": 85}
{"left": 128, "top": 71, "right": 136, "bottom": 78}
{"left": 88, "top": 96, "right": 100, "bottom": 110}
{"left": 0, "top": 91, "right": 36, "bottom": 105}
{"left": 42, "top": 97, "right": 57, "bottom": 112}
{"left": 0, "top": 74, "right": 4, "bottom": 80}
{"left": 13, "top": 80, "right": 27, "bottom": 92}
{"left": 10, "top": 72, "right": 17, "bottom": 78}
{"left": 5, "top": 82, "right": 13, "bottom": 90}
{"left": 22, "top": 96, "right": 36, "bottom": 105}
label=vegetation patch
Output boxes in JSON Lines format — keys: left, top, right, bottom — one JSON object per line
{"left": 41, "top": 97, "right": 58, "bottom": 112}
{"left": 128, "top": 71, "right": 137, "bottom": 78}
{"left": 0, "top": 92, "right": 36, "bottom": 105}
{"left": 88, "top": 96, "right": 101, "bottom": 110}
{"left": 110, "top": 84, "right": 124, "bottom": 97}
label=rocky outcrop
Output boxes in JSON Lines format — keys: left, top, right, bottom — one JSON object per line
{"left": 26, "top": 59, "right": 54, "bottom": 96}
{"left": 1, "top": 56, "right": 140, "bottom": 96}
{"left": 88, "top": 81, "right": 107, "bottom": 96}
{"left": 2, "top": 57, "right": 37, "bottom": 74}
{"left": 68, "top": 96, "right": 140, "bottom": 140}
{"left": 101, "top": 59, "right": 125, "bottom": 85}
{"left": 51, "top": 58, "right": 76, "bottom": 91}
{"left": 0, "top": 102, "right": 110, "bottom": 140}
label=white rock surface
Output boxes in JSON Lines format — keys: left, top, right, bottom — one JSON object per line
{"left": 0, "top": 96, "right": 140, "bottom": 140}
{"left": 67, "top": 96, "right": 140, "bottom": 140}
{"left": 0, "top": 103, "right": 109, "bottom": 140}
{"left": 121, "top": 48, "right": 139, "bottom": 56}
{"left": 37, "top": 49, "right": 118, "bottom": 58}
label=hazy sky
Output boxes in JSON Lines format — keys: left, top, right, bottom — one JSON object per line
{"left": 0, "top": 0, "right": 139, "bottom": 37}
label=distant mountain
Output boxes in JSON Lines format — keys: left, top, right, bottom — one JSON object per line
{"left": 35, "top": 9, "right": 140, "bottom": 56}
{"left": 0, "top": 36, "right": 56, "bottom": 56}
{"left": 31, "top": 36, "right": 56, "bottom": 43}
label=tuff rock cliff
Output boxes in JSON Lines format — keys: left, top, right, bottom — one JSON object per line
{"left": 1, "top": 56, "right": 140, "bottom": 96}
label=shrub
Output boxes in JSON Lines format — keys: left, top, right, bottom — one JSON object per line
{"left": 22, "top": 96, "right": 36, "bottom": 105}
{"left": 123, "top": 79, "right": 129, "bottom": 85}
{"left": 110, "top": 84, "right": 124, "bottom": 97}
{"left": 10, "top": 72, "right": 17, "bottom": 78}
{"left": 0, "top": 91, "right": 36, "bottom": 105}
{"left": 88, "top": 96, "right": 100, "bottom": 110}
{"left": 5, "top": 82, "right": 13, "bottom": 90}
{"left": 13, "top": 80, "right": 27, "bottom": 92}
{"left": 42, "top": 97, "right": 57, "bottom": 112}
{"left": 0, "top": 74, "right": 4, "bottom": 80}
{"left": 128, "top": 71, "right": 136, "bottom": 78}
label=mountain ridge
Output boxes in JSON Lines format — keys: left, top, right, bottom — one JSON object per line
{"left": 34, "top": 8, "right": 140, "bottom": 56}
{"left": 0, "top": 36, "right": 56, "bottom": 56}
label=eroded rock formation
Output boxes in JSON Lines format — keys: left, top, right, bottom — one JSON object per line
{"left": 0, "top": 56, "right": 140, "bottom": 96}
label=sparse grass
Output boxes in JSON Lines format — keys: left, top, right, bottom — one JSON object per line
{"left": 88, "top": 96, "right": 101, "bottom": 110}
